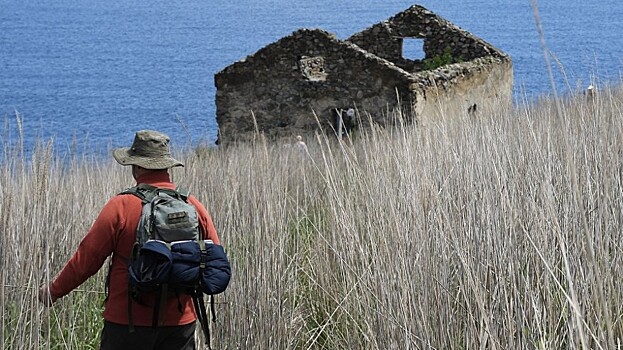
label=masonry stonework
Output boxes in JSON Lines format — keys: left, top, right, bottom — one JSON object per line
{"left": 215, "top": 5, "right": 513, "bottom": 144}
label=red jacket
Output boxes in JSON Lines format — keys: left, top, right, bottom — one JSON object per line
{"left": 49, "top": 171, "right": 220, "bottom": 326}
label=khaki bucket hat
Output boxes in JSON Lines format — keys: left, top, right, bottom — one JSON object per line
{"left": 113, "top": 130, "right": 184, "bottom": 169}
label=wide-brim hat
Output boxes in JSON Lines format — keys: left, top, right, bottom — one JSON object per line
{"left": 113, "top": 130, "right": 184, "bottom": 169}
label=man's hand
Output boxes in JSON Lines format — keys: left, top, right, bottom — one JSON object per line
{"left": 38, "top": 284, "right": 57, "bottom": 307}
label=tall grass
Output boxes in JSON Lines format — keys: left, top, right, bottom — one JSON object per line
{"left": 2, "top": 83, "right": 623, "bottom": 349}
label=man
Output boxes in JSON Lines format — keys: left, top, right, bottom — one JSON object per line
{"left": 295, "top": 135, "right": 307, "bottom": 152}
{"left": 38, "top": 130, "right": 220, "bottom": 350}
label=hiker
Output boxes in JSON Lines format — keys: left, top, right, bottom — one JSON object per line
{"left": 586, "top": 84, "right": 596, "bottom": 103}
{"left": 295, "top": 135, "right": 307, "bottom": 152}
{"left": 38, "top": 130, "right": 221, "bottom": 350}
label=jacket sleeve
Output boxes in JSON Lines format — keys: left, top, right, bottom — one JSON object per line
{"left": 49, "top": 196, "right": 127, "bottom": 299}
{"left": 189, "top": 196, "right": 220, "bottom": 245}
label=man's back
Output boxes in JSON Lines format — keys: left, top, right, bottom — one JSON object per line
{"left": 40, "top": 130, "right": 222, "bottom": 350}
{"left": 49, "top": 171, "right": 220, "bottom": 326}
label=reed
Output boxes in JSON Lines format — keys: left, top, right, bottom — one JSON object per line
{"left": 2, "top": 83, "right": 623, "bottom": 349}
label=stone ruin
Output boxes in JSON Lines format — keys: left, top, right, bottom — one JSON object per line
{"left": 214, "top": 4, "right": 513, "bottom": 144}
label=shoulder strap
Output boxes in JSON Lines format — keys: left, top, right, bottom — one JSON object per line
{"left": 176, "top": 187, "right": 190, "bottom": 200}
{"left": 119, "top": 184, "right": 159, "bottom": 202}
{"left": 120, "top": 184, "right": 189, "bottom": 201}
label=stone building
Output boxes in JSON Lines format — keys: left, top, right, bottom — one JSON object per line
{"left": 214, "top": 4, "right": 513, "bottom": 144}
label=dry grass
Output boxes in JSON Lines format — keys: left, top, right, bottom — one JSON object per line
{"left": 2, "top": 84, "right": 623, "bottom": 349}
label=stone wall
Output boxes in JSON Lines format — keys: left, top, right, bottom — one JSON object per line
{"left": 215, "top": 29, "right": 415, "bottom": 143}
{"left": 410, "top": 57, "right": 514, "bottom": 120}
{"left": 348, "top": 5, "right": 504, "bottom": 73}
{"left": 214, "top": 5, "right": 513, "bottom": 144}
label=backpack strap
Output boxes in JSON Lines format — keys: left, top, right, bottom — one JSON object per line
{"left": 104, "top": 255, "right": 113, "bottom": 304}
{"left": 128, "top": 287, "right": 135, "bottom": 333}
{"left": 120, "top": 183, "right": 159, "bottom": 203}
{"left": 210, "top": 295, "right": 216, "bottom": 322}
{"left": 194, "top": 239, "right": 218, "bottom": 349}
{"left": 121, "top": 184, "right": 190, "bottom": 203}
{"left": 153, "top": 284, "right": 169, "bottom": 328}
{"left": 176, "top": 187, "right": 190, "bottom": 200}
{"left": 193, "top": 292, "right": 213, "bottom": 350}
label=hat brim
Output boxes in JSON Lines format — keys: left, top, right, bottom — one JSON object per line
{"left": 113, "top": 147, "right": 184, "bottom": 169}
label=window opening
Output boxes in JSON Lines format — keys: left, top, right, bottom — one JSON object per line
{"left": 402, "top": 38, "right": 426, "bottom": 60}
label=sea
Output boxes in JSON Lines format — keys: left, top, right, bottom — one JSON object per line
{"left": 1, "top": 0, "right": 622, "bottom": 156}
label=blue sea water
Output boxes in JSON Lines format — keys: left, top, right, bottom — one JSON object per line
{"left": 1, "top": 0, "right": 622, "bottom": 155}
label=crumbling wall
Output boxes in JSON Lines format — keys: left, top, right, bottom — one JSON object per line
{"left": 348, "top": 5, "right": 502, "bottom": 73}
{"left": 409, "top": 56, "right": 514, "bottom": 120}
{"left": 215, "top": 29, "right": 414, "bottom": 143}
{"left": 214, "top": 5, "right": 514, "bottom": 144}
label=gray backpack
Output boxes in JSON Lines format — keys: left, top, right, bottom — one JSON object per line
{"left": 129, "top": 183, "right": 199, "bottom": 246}
{"left": 120, "top": 183, "right": 230, "bottom": 350}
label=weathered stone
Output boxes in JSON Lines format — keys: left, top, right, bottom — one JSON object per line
{"left": 214, "top": 4, "right": 513, "bottom": 144}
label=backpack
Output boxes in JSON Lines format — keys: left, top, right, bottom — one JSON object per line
{"left": 120, "top": 183, "right": 230, "bottom": 349}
